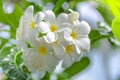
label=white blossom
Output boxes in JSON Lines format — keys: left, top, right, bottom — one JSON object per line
{"left": 64, "top": 21, "right": 91, "bottom": 51}
{"left": 38, "top": 10, "right": 69, "bottom": 43}
{"left": 22, "top": 38, "right": 58, "bottom": 78}
{"left": 16, "top": 6, "right": 44, "bottom": 51}
{"left": 16, "top": 6, "right": 91, "bottom": 79}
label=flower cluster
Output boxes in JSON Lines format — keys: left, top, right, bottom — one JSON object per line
{"left": 16, "top": 6, "right": 91, "bottom": 78}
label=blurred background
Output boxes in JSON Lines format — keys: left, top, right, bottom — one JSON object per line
{"left": 0, "top": 0, "right": 120, "bottom": 80}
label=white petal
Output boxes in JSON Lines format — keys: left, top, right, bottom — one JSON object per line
{"left": 28, "top": 28, "right": 39, "bottom": 39}
{"left": 16, "top": 17, "right": 28, "bottom": 50}
{"left": 38, "top": 22, "right": 50, "bottom": 33}
{"left": 44, "top": 32, "right": 58, "bottom": 43}
{"left": 25, "top": 6, "right": 34, "bottom": 17}
{"left": 78, "top": 21, "right": 91, "bottom": 35}
{"left": 28, "top": 28, "right": 40, "bottom": 47}
{"left": 74, "top": 42, "right": 81, "bottom": 54}
{"left": 38, "top": 71, "right": 46, "bottom": 79}
{"left": 35, "top": 12, "right": 45, "bottom": 24}
{"left": 52, "top": 44, "right": 64, "bottom": 59}
{"left": 57, "top": 13, "right": 68, "bottom": 25}
{"left": 77, "top": 38, "right": 90, "bottom": 51}
{"left": 62, "top": 54, "right": 73, "bottom": 68}
{"left": 71, "top": 51, "right": 82, "bottom": 62}
{"left": 46, "top": 54, "right": 58, "bottom": 72}
{"left": 64, "top": 28, "right": 72, "bottom": 41}
{"left": 68, "top": 11, "right": 79, "bottom": 23}
{"left": 44, "top": 10, "right": 56, "bottom": 23}
{"left": 23, "top": 48, "right": 47, "bottom": 72}
{"left": 31, "top": 72, "right": 41, "bottom": 80}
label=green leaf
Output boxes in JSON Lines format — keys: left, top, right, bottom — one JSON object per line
{"left": 14, "top": 51, "right": 22, "bottom": 68}
{"left": 0, "top": 0, "right": 23, "bottom": 38}
{"left": 96, "top": 2, "right": 114, "bottom": 26}
{"left": 58, "top": 57, "right": 90, "bottom": 79}
{"left": 112, "top": 17, "right": 120, "bottom": 41}
{"left": 42, "top": 72, "right": 51, "bottom": 80}
{"left": 105, "top": 0, "right": 120, "bottom": 17}
{"left": 0, "top": 47, "right": 28, "bottom": 80}
{"left": 0, "top": 46, "right": 13, "bottom": 58}
{"left": 0, "top": 38, "right": 8, "bottom": 49}
{"left": 89, "top": 30, "right": 109, "bottom": 44}
{"left": 53, "top": 0, "right": 66, "bottom": 13}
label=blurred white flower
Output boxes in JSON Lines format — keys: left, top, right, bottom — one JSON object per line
{"left": 38, "top": 10, "right": 69, "bottom": 43}
{"left": 64, "top": 21, "right": 91, "bottom": 51}
{"left": 22, "top": 38, "right": 58, "bottom": 78}
{"left": 16, "top": 6, "right": 44, "bottom": 51}
{"left": 68, "top": 9, "right": 80, "bottom": 23}
{"left": 62, "top": 41, "right": 83, "bottom": 68}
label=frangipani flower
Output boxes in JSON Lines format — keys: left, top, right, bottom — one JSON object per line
{"left": 22, "top": 37, "right": 58, "bottom": 78}
{"left": 62, "top": 40, "right": 83, "bottom": 68}
{"left": 16, "top": 6, "right": 44, "bottom": 50}
{"left": 58, "top": 11, "right": 91, "bottom": 68}
{"left": 38, "top": 10, "right": 69, "bottom": 43}
{"left": 64, "top": 21, "right": 91, "bottom": 51}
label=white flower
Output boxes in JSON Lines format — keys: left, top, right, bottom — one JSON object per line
{"left": 16, "top": 6, "right": 44, "bottom": 51}
{"left": 38, "top": 22, "right": 58, "bottom": 43}
{"left": 44, "top": 10, "right": 69, "bottom": 31}
{"left": 62, "top": 41, "right": 83, "bottom": 68}
{"left": 64, "top": 20, "right": 91, "bottom": 51}
{"left": 22, "top": 38, "right": 58, "bottom": 78}
{"left": 68, "top": 9, "right": 79, "bottom": 23}
{"left": 16, "top": 6, "right": 91, "bottom": 79}
{"left": 38, "top": 10, "right": 69, "bottom": 43}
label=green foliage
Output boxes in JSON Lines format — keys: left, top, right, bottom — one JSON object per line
{"left": 112, "top": 17, "right": 120, "bottom": 41}
{"left": 42, "top": 72, "right": 51, "bottom": 80}
{"left": 14, "top": 51, "right": 22, "bottom": 68}
{"left": 0, "top": 38, "right": 8, "bottom": 49}
{"left": 0, "top": 0, "right": 23, "bottom": 38}
{"left": 53, "top": 0, "right": 66, "bottom": 13}
{"left": 0, "top": 46, "right": 13, "bottom": 58}
{"left": 58, "top": 57, "right": 90, "bottom": 79}
{"left": 105, "top": 0, "right": 120, "bottom": 17}
{"left": 89, "top": 30, "right": 109, "bottom": 44}
{"left": 0, "top": 47, "right": 28, "bottom": 80}
{"left": 96, "top": 2, "right": 114, "bottom": 26}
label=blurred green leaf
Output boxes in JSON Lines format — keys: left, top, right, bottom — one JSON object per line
{"left": 118, "top": 77, "right": 120, "bottom": 80}
{"left": 0, "top": 38, "right": 8, "bottom": 49}
{"left": 0, "top": 46, "right": 13, "bottom": 58}
{"left": 14, "top": 51, "right": 22, "bottom": 68}
{"left": 96, "top": 2, "right": 114, "bottom": 26}
{"left": 105, "top": 0, "right": 120, "bottom": 17}
{"left": 58, "top": 57, "right": 90, "bottom": 79}
{"left": 53, "top": 0, "right": 66, "bottom": 13}
{"left": 0, "top": 47, "right": 28, "bottom": 80}
{"left": 89, "top": 30, "right": 109, "bottom": 44}
{"left": 42, "top": 72, "right": 51, "bottom": 80}
{"left": 112, "top": 17, "right": 120, "bottom": 41}
{"left": 0, "top": 0, "right": 23, "bottom": 38}
{"left": 68, "top": 0, "right": 85, "bottom": 9}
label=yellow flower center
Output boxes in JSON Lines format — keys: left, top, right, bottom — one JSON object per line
{"left": 53, "top": 40, "right": 58, "bottom": 44}
{"left": 38, "top": 46, "right": 47, "bottom": 55}
{"left": 30, "top": 21, "right": 35, "bottom": 28}
{"left": 50, "top": 25, "right": 57, "bottom": 32}
{"left": 65, "top": 45, "right": 74, "bottom": 54}
{"left": 71, "top": 30, "right": 77, "bottom": 39}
